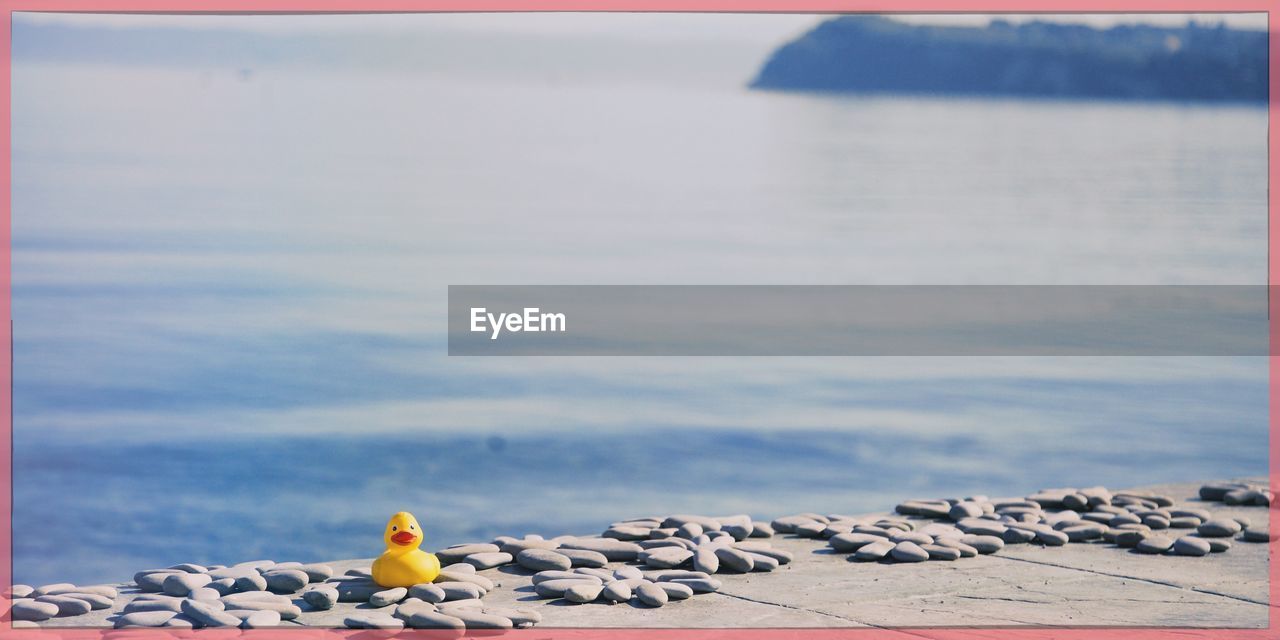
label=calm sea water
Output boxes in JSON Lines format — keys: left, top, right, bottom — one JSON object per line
{"left": 11, "top": 25, "right": 1268, "bottom": 586}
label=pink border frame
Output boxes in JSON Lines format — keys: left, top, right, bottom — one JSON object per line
{"left": 0, "top": 2, "right": 1274, "bottom": 638}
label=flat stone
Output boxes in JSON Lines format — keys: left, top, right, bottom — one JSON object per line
{"left": 1115, "top": 529, "right": 1150, "bottom": 548}
{"left": 604, "top": 525, "right": 653, "bottom": 541}
{"left": 188, "top": 587, "right": 221, "bottom": 601}
{"left": 518, "top": 548, "right": 573, "bottom": 571}
{"left": 891, "top": 541, "right": 929, "bottom": 563}
{"left": 263, "top": 569, "right": 309, "bottom": 593}
{"left": 1242, "top": 529, "right": 1272, "bottom": 543}
{"left": 223, "top": 599, "right": 302, "bottom": 620}
{"left": 534, "top": 578, "right": 598, "bottom": 599}
{"left": 645, "top": 547, "right": 694, "bottom": 569}
{"left": 344, "top": 613, "right": 404, "bottom": 629}
{"left": 450, "top": 609, "right": 515, "bottom": 629}
{"left": 961, "top": 534, "right": 1005, "bottom": 554}
{"left": 124, "top": 599, "right": 185, "bottom": 614}
{"left": 1173, "top": 536, "right": 1212, "bottom": 556}
{"left": 134, "top": 570, "right": 183, "bottom": 592}
{"left": 239, "top": 610, "right": 282, "bottom": 628}
{"left": 564, "top": 582, "right": 604, "bottom": 603}
{"left": 1198, "top": 518, "right": 1244, "bottom": 537}
{"left": 668, "top": 577, "right": 721, "bottom": 593}
{"left": 661, "top": 515, "right": 723, "bottom": 531}
{"left": 59, "top": 592, "right": 114, "bottom": 610}
{"left": 559, "top": 538, "right": 643, "bottom": 562}
{"left": 853, "top": 539, "right": 895, "bottom": 561}
{"left": 12, "top": 600, "right": 60, "bottom": 621}
{"left": 750, "top": 521, "right": 775, "bottom": 537}
{"left": 601, "top": 581, "right": 632, "bottom": 602}
{"left": 463, "top": 551, "right": 513, "bottom": 570}
{"left": 714, "top": 546, "right": 755, "bottom": 572}
{"left": 1136, "top": 536, "right": 1175, "bottom": 554}
{"left": 407, "top": 610, "right": 466, "bottom": 631}
{"left": 370, "top": 587, "right": 408, "bottom": 607}
{"left": 32, "top": 583, "right": 76, "bottom": 597}
{"left": 922, "top": 544, "right": 961, "bottom": 560}
{"left": 302, "top": 587, "right": 338, "bottom": 610}
{"left": 435, "top": 582, "right": 483, "bottom": 601}
{"left": 8, "top": 585, "right": 34, "bottom": 598}
{"left": 435, "top": 570, "right": 492, "bottom": 592}
{"left": 408, "top": 583, "right": 448, "bottom": 603}
{"left": 113, "top": 611, "right": 177, "bottom": 628}
{"left": 635, "top": 580, "right": 668, "bottom": 607}
{"left": 483, "top": 606, "right": 542, "bottom": 627}
{"left": 435, "top": 543, "right": 501, "bottom": 565}
{"left": 234, "top": 572, "right": 268, "bottom": 592}
{"left": 181, "top": 598, "right": 243, "bottom": 628}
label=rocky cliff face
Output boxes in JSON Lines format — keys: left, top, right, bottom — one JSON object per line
{"left": 751, "top": 16, "right": 1267, "bottom": 102}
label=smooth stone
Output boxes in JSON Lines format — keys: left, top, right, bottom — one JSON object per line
{"left": 604, "top": 526, "right": 653, "bottom": 541}
{"left": 1169, "top": 517, "right": 1201, "bottom": 529}
{"left": 669, "top": 577, "right": 721, "bottom": 593}
{"left": 221, "top": 590, "right": 289, "bottom": 603}
{"left": 435, "top": 582, "right": 483, "bottom": 601}
{"left": 649, "top": 528, "right": 678, "bottom": 539}
{"left": 690, "top": 547, "right": 719, "bottom": 574}
{"left": 263, "top": 569, "right": 309, "bottom": 593}
{"left": 1242, "top": 529, "right": 1273, "bottom": 542}
{"left": 922, "top": 544, "right": 961, "bottom": 560}
{"left": 1170, "top": 508, "right": 1211, "bottom": 521}
{"left": 890, "top": 541, "right": 930, "bottom": 562}
{"left": 162, "top": 572, "right": 213, "bottom": 597}
{"left": 408, "top": 583, "right": 448, "bottom": 603}
{"left": 435, "top": 543, "right": 501, "bottom": 565}
{"left": 370, "top": 587, "right": 408, "bottom": 607}
{"left": 1002, "top": 527, "right": 1037, "bottom": 544}
{"left": 124, "top": 599, "right": 185, "bottom": 614}
{"left": 303, "top": 587, "right": 338, "bottom": 610}
{"left": 750, "top": 521, "right": 775, "bottom": 538}
{"left": 1143, "top": 515, "right": 1171, "bottom": 530}
{"left": 463, "top": 551, "right": 513, "bottom": 570}
{"left": 889, "top": 531, "right": 933, "bottom": 545}
{"left": 1207, "top": 538, "right": 1232, "bottom": 552}
{"left": 344, "top": 613, "right": 405, "bottom": 630}
{"left": 661, "top": 514, "right": 723, "bottom": 531}
{"left": 12, "top": 600, "right": 61, "bottom": 621}
{"left": 239, "top": 610, "right": 282, "bottom": 628}
{"left": 1173, "top": 536, "right": 1212, "bottom": 556}
{"left": 1136, "top": 536, "right": 1175, "bottom": 554}
{"left": 714, "top": 546, "right": 755, "bottom": 572}
{"left": 634, "top": 580, "right": 668, "bottom": 607}
{"left": 1063, "top": 524, "right": 1105, "bottom": 542}
{"left": 437, "top": 598, "right": 485, "bottom": 613}
{"left": 167, "top": 563, "right": 207, "bottom": 573}
{"left": 518, "top": 548, "right": 573, "bottom": 572}
{"left": 299, "top": 564, "right": 333, "bottom": 582}
{"left": 601, "top": 581, "right": 632, "bottom": 602}
{"left": 794, "top": 521, "right": 827, "bottom": 538}
{"left": 559, "top": 538, "right": 643, "bottom": 561}
{"left": 735, "top": 543, "right": 794, "bottom": 564}
{"left": 1109, "top": 513, "right": 1142, "bottom": 527}
{"left": 32, "top": 583, "right": 76, "bottom": 597}
{"left": 745, "top": 552, "right": 780, "bottom": 571}
{"left": 961, "top": 534, "right": 1005, "bottom": 554}
{"left": 532, "top": 570, "right": 594, "bottom": 585}
{"left": 134, "top": 570, "right": 183, "bottom": 592}
{"left": 1115, "top": 530, "right": 1150, "bottom": 548}
{"left": 60, "top": 592, "right": 114, "bottom": 610}
{"left": 234, "top": 573, "right": 268, "bottom": 592}
{"left": 182, "top": 598, "right": 243, "bottom": 628}
{"left": 435, "top": 570, "right": 493, "bottom": 592}
{"left": 718, "top": 515, "right": 754, "bottom": 540}
{"left": 223, "top": 600, "right": 301, "bottom": 620}
{"left": 451, "top": 609, "right": 515, "bottom": 629}
{"left": 484, "top": 606, "right": 541, "bottom": 628}
{"left": 441, "top": 562, "right": 475, "bottom": 574}
{"left": 933, "top": 537, "right": 980, "bottom": 557}
{"left": 853, "top": 539, "right": 895, "bottom": 561}
{"left": 645, "top": 547, "right": 694, "bottom": 569}
{"left": 852, "top": 525, "right": 892, "bottom": 538}
{"left": 1198, "top": 518, "right": 1243, "bottom": 537}
{"left": 770, "top": 515, "right": 819, "bottom": 533}
{"left": 334, "top": 581, "right": 384, "bottom": 602}
{"left": 188, "top": 587, "right": 221, "bottom": 601}
{"left": 393, "top": 598, "right": 437, "bottom": 620}
{"left": 534, "top": 578, "right": 598, "bottom": 599}
{"left": 407, "top": 611, "right": 467, "bottom": 631}
{"left": 113, "top": 611, "right": 177, "bottom": 628}
{"left": 564, "top": 582, "right": 604, "bottom": 603}
{"left": 8, "top": 585, "right": 34, "bottom": 598}
{"left": 205, "top": 578, "right": 236, "bottom": 595}
{"left": 345, "top": 567, "right": 373, "bottom": 577}
{"left": 1200, "top": 482, "right": 1251, "bottom": 501}
{"left": 499, "top": 537, "right": 560, "bottom": 555}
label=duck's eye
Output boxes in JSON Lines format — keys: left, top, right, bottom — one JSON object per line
{"left": 410, "top": 525, "right": 415, "bottom": 530}
{"left": 391, "top": 526, "right": 398, "bottom": 532}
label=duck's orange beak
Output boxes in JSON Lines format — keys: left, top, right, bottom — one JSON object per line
{"left": 391, "top": 531, "right": 417, "bottom": 545}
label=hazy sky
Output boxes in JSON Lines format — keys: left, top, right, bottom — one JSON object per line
{"left": 16, "top": 12, "right": 1268, "bottom": 48}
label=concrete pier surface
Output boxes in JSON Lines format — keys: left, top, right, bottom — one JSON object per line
{"left": 30, "top": 479, "right": 1271, "bottom": 630}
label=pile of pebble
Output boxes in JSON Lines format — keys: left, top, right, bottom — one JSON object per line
{"left": 776, "top": 484, "right": 1270, "bottom": 564}
{"left": 5, "top": 481, "right": 1268, "bottom": 630}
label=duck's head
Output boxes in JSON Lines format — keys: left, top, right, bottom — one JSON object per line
{"left": 383, "top": 511, "right": 423, "bottom": 551}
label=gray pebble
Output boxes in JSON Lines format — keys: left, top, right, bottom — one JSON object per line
{"left": 921, "top": 544, "right": 961, "bottom": 560}
{"left": 223, "top": 600, "right": 302, "bottom": 620}
{"left": 370, "top": 587, "right": 408, "bottom": 607}
{"left": 440, "top": 562, "right": 475, "bottom": 574}
{"left": 658, "top": 582, "right": 694, "bottom": 600}
{"left": 463, "top": 551, "right": 513, "bottom": 570}
{"left": 553, "top": 548, "right": 608, "bottom": 568}
{"left": 407, "top": 610, "right": 466, "bottom": 631}
{"left": 234, "top": 572, "right": 268, "bottom": 592}
{"left": 1170, "top": 508, "right": 1211, "bottom": 521}
{"left": 693, "top": 547, "right": 720, "bottom": 574}
{"left": 1136, "top": 536, "right": 1175, "bottom": 554}
{"left": 1198, "top": 518, "right": 1243, "bottom": 537}
{"left": 499, "top": 537, "right": 559, "bottom": 555}
{"left": 188, "top": 587, "right": 221, "bottom": 601}
{"left": 714, "top": 546, "right": 755, "bottom": 572}
{"left": 345, "top": 613, "right": 405, "bottom": 630}
{"left": 890, "top": 541, "right": 929, "bottom": 563}
{"left": 302, "top": 587, "right": 338, "bottom": 610}
{"left": 1063, "top": 524, "right": 1105, "bottom": 542}
{"left": 1143, "top": 515, "right": 1170, "bottom": 530}
{"left": 559, "top": 538, "right": 643, "bottom": 562}
{"left": 1242, "top": 529, "right": 1273, "bottom": 542}
{"left": 483, "top": 606, "right": 542, "bottom": 628}
{"left": 1169, "top": 517, "right": 1201, "bottom": 529}
{"left": 518, "top": 548, "right": 572, "bottom": 572}
{"left": 961, "top": 534, "right": 1005, "bottom": 554}
{"left": 334, "top": 581, "right": 385, "bottom": 602}
{"left": 1207, "top": 538, "right": 1232, "bottom": 552}
{"left": 299, "top": 564, "right": 333, "bottom": 582}
{"left": 645, "top": 547, "right": 694, "bottom": 569}
{"left": 613, "top": 566, "right": 644, "bottom": 580}
{"left": 634, "top": 580, "right": 668, "bottom": 607}
{"left": 1002, "top": 527, "right": 1037, "bottom": 544}
{"left": 436, "top": 570, "right": 493, "bottom": 592}
{"left": 744, "top": 552, "right": 780, "bottom": 571}
{"left": 32, "top": 583, "right": 76, "bottom": 597}
{"left": 736, "top": 544, "right": 794, "bottom": 564}
{"left": 718, "top": 515, "right": 754, "bottom": 540}
{"left": 534, "top": 578, "right": 597, "bottom": 599}
{"left": 669, "top": 577, "right": 721, "bottom": 593}
{"left": 239, "top": 610, "right": 282, "bottom": 628}
{"left": 113, "top": 611, "right": 177, "bottom": 628}
{"left": 564, "top": 582, "right": 604, "bottom": 603}
{"left": 123, "top": 599, "right": 185, "bottom": 614}
{"left": 601, "top": 581, "right": 632, "bottom": 602}
{"left": 450, "top": 609, "right": 515, "bottom": 629}
{"left": 12, "top": 600, "right": 61, "bottom": 621}
{"left": 181, "top": 598, "right": 243, "bottom": 628}
{"left": 435, "top": 581, "right": 483, "bottom": 601}
{"left": 435, "top": 543, "right": 501, "bottom": 565}
{"left": 604, "top": 526, "right": 653, "bottom": 541}
{"left": 408, "top": 583, "right": 448, "bottom": 603}
{"left": 532, "top": 570, "right": 594, "bottom": 585}
{"left": 1173, "top": 536, "right": 1211, "bottom": 556}
{"left": 1114, "top": 530, "right": 1149, "bottom": 548}
{"left": 168, "top": 563, "right": 207, "bottom": 573}
{"left": 662, "top": 514, "right": 723, "bottom": 531}
{"left": 933, "top": 537, "right": 980, "bottom": 556}
{"left": 161, "top": 572, "right": 212, "bottom": 597}
{"left": 8, "top": 585, "right": 34, "bottom": 599}
{"left": 134, "top": 570, "right": 183, "bottom": 592}
{"left": 853, "top": 539, "right": 895, "bottom": 561}
{"left": 750, "top": 521, "right": 775, "bottom": 538}
{"left": 60, "top": 592, "right": 113, "bottom": 610}
{"left": 263, "top": 569, "right": 309, "bottom": 593}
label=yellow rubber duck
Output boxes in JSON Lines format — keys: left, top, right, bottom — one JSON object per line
{"left": 371, "top": 511, "right": 441, "bottom": 588}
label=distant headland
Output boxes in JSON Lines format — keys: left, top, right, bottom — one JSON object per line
{"left": 750, "top": 17, "right": 1267, "bottom": 102}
